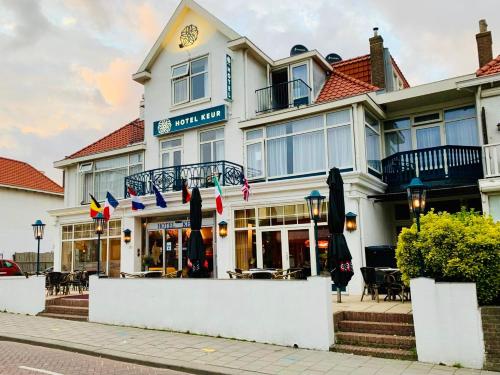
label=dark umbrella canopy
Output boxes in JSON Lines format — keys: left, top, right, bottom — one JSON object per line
{"left": 327, "top": 168, "right": 354, "bottom": 287}
{"left": 187, "top": 187, "right": 205, "bottom": 276}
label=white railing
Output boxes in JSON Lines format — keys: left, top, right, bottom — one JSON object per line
{"left": 483, "top": 142, "right": 500, "bottom": 177}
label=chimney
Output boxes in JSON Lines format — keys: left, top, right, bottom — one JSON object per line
{"left": 139, "top": 94, "right": 145, "bottom": 120}
{"left": 476, "top": 19, "right": 493, "bottom": 68}
{"left": 370, "top": 27, "right": 386, "bottom": 89}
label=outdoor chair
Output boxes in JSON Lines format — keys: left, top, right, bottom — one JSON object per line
{"left": 360, "top": 267, "right": 382, "bottom": 303}
{"left": 144, "top": 271, "right": 162, "bottom": 278}
{"left": 59, "top": 273, "right": 71, "bottom": 295}
{"left": 384, "top": 272, "right": 408, "bottom": 302}
{"left": 272, "top": 269, "right": 302, "bottom": 280}
{"left": 227, "top": 270, "right": 250, "bottom": 279}
{"left": 70, "top": 271, "right": 85, "bottom": 294}
{"left": 46, "top": 272, "right": 63, "bottom": 296}
{"left": 250, "top": 271, "right": 273, "bottom": 279}
{"left": 164, "top": 270, "right": 182, "bottom": 278}
{"left": 120, "top": 272, "right": 142, "bottom": 278}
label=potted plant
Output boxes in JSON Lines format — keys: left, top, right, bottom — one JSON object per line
{"left": 142, "top": 255, "right": 154, "bottom": 271}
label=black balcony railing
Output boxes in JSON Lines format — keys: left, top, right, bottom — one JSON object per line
{"left": 124, "top": 160, "right": 244, "bottom": 198}
{"left": 382, "top": 145, "right": 483, "bottom": 192}
{"left": 256, "top": 79, "right": 311, "bottom": 113}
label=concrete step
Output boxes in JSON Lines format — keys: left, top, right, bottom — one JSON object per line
{"left": 339, "top": 311, "right": 413, "bottom": 324}
{"left": 331, "top": 344, "right": 417, "bottom": 361}
{"left": 46, "top": 298, "right": 88, "bottom": 308}
{"left": 338, "top": 320, "right": 415, "bottom": 336}
{"left": 38, "top": 312, "right": 88, "bottom": 322}
{"left": 336, "top": 331, "right": 415, "bottom": 350}
{"left": 45, "top": 305, "right": 88, "bottom": 316}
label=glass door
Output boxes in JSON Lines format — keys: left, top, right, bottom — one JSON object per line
{"left": 161, "top": 138, "right": 182, "bottom": 168}
{"left": 261, "top": 230, "right": 283, "bottom": 269}
{"left": 164, "top": 229, "right": 179, "bottom": 275}
{"left": 147, "top": 230, "right": 164, "bottom": 272}
{"left": 287, "top": 229, "right": 311, "bottom": 278}
{"left": 291, "top": 63, "right": 309, "bottom": 105}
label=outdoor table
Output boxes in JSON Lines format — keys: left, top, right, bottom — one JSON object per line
{"left": 126, "top": 271, "right": 163, "bottom": 278}
{"left": 243, "top": 269, "right": 278, "bottom": 275}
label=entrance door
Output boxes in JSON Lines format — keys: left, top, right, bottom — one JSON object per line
{"left": 287, "top": 229, "right": 311, "bottom": 278}
{"left": 147, "top": 230, "right": 164, "bottom": 271}
{"left": 261, "top": 230, "right": 283, "bottom": 269}
{"left": 164, "top": 229, "right": 179, "bottom": 274}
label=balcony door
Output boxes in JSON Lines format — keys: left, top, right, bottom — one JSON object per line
{"left": 270, "top": 69, "right": 289, "bottom": 110}
{"left": 413, "top": 125, "right": 445, "bottom": 180}
{"left": 161, "top": 138, "right": 183, "bottom": 168}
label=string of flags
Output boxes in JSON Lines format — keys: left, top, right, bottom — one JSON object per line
{"left": 89, "top": 176, "right": 251, "bottom": 219}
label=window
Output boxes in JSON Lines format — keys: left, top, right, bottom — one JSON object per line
{"left": 326, "top": 109, "right": 353, "bottom": 170}
{"left": 80, "top": 153, "right": 143, "bottom": 203}
{"left": 365, "top": 111, "right": 381, "bottom": 173}
{"left": 444, "top": 106, "right": 478, "bottom": 146}
{"left": 161, "top": 138, "right": 182, "bottom": 168}
{"left": 171, "top": 56, "right": 209, "bottom": 105}
{"left": 266, "top": 115, "right": 325, "bottom": 178}
{"left": 291, "top": 63, "right": 309, "bottom": 101}
{"left": 245, "top": 129, "right": 264, "bottom": 179}
{"left": 200, "top": 128, "right": 224, "bottom": 163}
{"left": 384, "top": 118, "right": 411, "bottom": 156}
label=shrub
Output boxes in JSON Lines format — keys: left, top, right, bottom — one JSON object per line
{"left": 396, "top": 209, "right": 500, "bottom": 305}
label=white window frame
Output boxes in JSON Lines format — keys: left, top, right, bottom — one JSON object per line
{"left": 171, "top": 55, "right": 209, "bottom": 106}
{"left": 199, "top": 127, "right": 225, "bottom": 163}
{"left": 160, "top": 137, "right": 183, "bottom": 168}
{"left": 325, "top": 108, "right": 355, "bottom": 171}
{"left": 364, "top": 110, "right": 382, "bottom": 174}
{"left": 79, "top": 153, "right": 144, "bottom": 204}
{"left": 244, "top": 128, "right": 265, "bottom": 180}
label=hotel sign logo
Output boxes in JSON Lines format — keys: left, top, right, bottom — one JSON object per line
{"left": 153, "top": 104, "right": 227, "bottom": 137}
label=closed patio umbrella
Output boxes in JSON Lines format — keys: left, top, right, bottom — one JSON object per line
{"left": 327, "top": 167, "right": 354, "bottom": 302}
{"left": 187, "top": 187, "right": 206, "bottom": 277}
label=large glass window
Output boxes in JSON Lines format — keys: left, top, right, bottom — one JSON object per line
{"left": 80, "top": 153, "right": 143, "bottom": 203}
{"left": 365, "top": 111, "right": 381, "bottom": 173}
{"left": 444, "top": 106, "right": 478, "bottom": 146}
{"left": 161, "top": 138, "right": 182, "bottom": 168}
{"left": 61, "top": 220, "right": 121, "bottom": 276}
{"left": 267, "top": 116, "right": 325, "bottom": 177}
{"left": 172, "top": 56, "right": 209, "bottom": 105}
{"left": 200, "top": 128, "right": 224, "bottom": 163}
{"left": 327, "top": 109, "right": 353, "bottom": 169}
{"left": 245, "top": 129, "right": 264, "bottom": 179}
{"left": 384, "top": 118, "right": 411, "bottom": 156}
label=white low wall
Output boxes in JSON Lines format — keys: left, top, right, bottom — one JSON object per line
{"left": 0, "top": 276, "right": 46, "bottom": 315}
{"left": 89, "top": 276, "right": 334, "bottom": 350}
{"left": 411, "top": 277, "right": 485, "bottom": 369}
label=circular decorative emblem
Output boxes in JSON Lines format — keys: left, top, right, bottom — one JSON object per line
{"left": 179, "top": 24, "right": 198, "bottom": 48}
{"left": 158, "top": 119, "right": 172, "bottom": 135}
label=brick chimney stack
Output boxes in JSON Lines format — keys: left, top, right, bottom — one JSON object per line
{"left": 370, "top": 27, "right": 386, "bottom": 89}
{"left": 476, "top": 19, "right": 493, "bottom": 68}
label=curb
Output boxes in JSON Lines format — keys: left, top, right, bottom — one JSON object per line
{"left": 0, "top": 334, "right": 248, "bottom": 375}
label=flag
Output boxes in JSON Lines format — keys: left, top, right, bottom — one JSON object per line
{"left": 103, "top": 192, "right": 119, "bottom": 221}
{"left": 89, "top": 194, "right": 102, "bottom": 218}
{"left": 182, "top": 179, "right": 191, "bottom": 204}
{"left": 241, "top": 177, "right": 250, "bottom": 201}
{"left": 213, "top": 175, "right": 224, "bottom": 215}
{"left": 153, "top": 184, "right": 167, "bottom": 208}
{"left": 127, "top": 187, "right": 145, "bottom": 210}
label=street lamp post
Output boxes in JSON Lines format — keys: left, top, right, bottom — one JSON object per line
{"left": 93, "top": 212, "right": 105, "bottom": 278}
{"left": 407, "top": 177, "right": 428, "bottom": 276}
{"left": 305, "top": 190, "right": 326, "bottom": 276}
{"left": 32, "top": 220, "right": 45, "bottom": 275}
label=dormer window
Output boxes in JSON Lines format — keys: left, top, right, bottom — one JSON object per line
{"left": 171, "top": 56, "right": 209, "bottom": 106}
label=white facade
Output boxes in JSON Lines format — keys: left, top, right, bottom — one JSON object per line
{"left": 50, "top": 0, "right": 500, "bottom": 295}
{"left": 0, "top": 186, "right": 62, "bottom": 259}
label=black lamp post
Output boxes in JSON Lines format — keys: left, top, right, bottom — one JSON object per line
{"left": 407, "top": 177, "right": 427, "bottom": 276}
{"left": 407, "top": 177, "right": 427, "bottom": 232}
{"left": 93, "top": 212, "right": 105, "bottom": 278}
{"left": 32, "top": 220, "right": 45, "bottom": 275}
{"left": 305, "top": 190, "right": 326, "bottom": 275}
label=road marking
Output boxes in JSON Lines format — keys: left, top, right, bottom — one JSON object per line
{"left": 18, "top": 366, "right": 64, "bottom": 375}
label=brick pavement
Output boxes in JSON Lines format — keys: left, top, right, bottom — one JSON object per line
{"left": 0, "top": 312, "right": 498, "bottom": 375}
{"left": 0, "top": 341, "right": 188, "bottom": 375}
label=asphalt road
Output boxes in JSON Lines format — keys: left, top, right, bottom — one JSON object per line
{"left": 0, "top": 341, "right": 192, "bottom": 375}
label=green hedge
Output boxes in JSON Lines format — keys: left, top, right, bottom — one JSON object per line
{"left": 396, "top": 209, "right": 500, "bottom": 305}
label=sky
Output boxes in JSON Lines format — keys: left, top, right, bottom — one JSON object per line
{"left": 0, "top": 0, "right": 499, "bottom": 184}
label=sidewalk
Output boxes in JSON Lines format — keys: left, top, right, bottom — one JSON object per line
{"left": 0, "top": 313, "right": 496, "bottom": 375}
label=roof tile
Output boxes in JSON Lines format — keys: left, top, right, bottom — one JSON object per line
{"left": 316, "top": 69, "right": 379, "bottom": 103}
{"left": 0, "top": 157, "right": 63, "bottom": 194}
{"left": 476, "top": 55, "right": 500, "bottom": 77}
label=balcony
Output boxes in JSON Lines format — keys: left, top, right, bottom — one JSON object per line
{"left": 381, "top": 145, "right": 483, "bottom": 192}
{"left": 124, "top": 160, "right": 244, "bottom": 197}
{"left": 255, "top": 79, "right": 311, "bottom": 113}
{"left": 484, "top": 142, "right": 500, "bottom": 178}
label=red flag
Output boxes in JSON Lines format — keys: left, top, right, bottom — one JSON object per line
{"left": 241, "top": 177, "right": 250, "bottom": 201}
{"left": 182, "top": 179, "right": 191, "bottom": 204}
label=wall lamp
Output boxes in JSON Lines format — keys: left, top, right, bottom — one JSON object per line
{"left": 123, "top": 229, "right": 132, "bottom": 244}
{"left": 218, "top": 221, "right": 228, "bottom": 238}
{"left": 345, "top": 212, "right": 357, "bottom": 232}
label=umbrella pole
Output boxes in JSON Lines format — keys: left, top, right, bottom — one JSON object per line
{"left": 337, "top": 287, "right": 341, "bottom": 303}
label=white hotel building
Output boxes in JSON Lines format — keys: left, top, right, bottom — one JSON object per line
{"left": 50, "top": 0, "right": 500, "bottom": 294}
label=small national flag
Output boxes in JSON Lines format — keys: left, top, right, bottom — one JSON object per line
{"left": 182, "top": 179, "right": 191, "bottom": 204}
{"left": 89, "top": 194, "right": 102, "bottom": 218}
{"left": 213, "top": 175, "right": 224, "bottom": 215}
{"left": 103, "top": 192, "right": 119, "bottom": 221}
{"left": 241, "top": 177, "right": 250, "bottom": 202}
{"left": 152, "top": 185, "right": 167, "bottom": 208}
{"left": 128, "top": 187, "right": 145, "bottom": 210}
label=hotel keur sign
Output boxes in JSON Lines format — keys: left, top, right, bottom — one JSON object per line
{"left": 153, "top": 105, "right": 227, "bottom": 137}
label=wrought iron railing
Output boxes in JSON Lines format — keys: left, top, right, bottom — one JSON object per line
{"left": 124, "top": 160, "right": 244, "bottom": 197}
{"left": 382, "top": 145, "right": 483, "bottom": 192}
{"left": 255, "top": 79, "right": 311, "bottom": 113}
{"left": 484, "top": 142, "right": 500, "bottom": 178}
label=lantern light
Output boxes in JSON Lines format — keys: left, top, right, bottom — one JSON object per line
{"left": 218, "top": 220, "right": 228, "bottom": 238}
{"left": 32, "top": 219, "right": 45, "bottom": 240}
{"left": 123, "top": 229, "right": 132, "bottom": 244}
{"left": 345, "top": 212, "right": 357, "bottom": 232}
{"left": 93, "top": 212, "right": 105, "bottom": 235}
{"left": 305, "top": 190, "right": 326, "bottom": 222}
{"left": 407, "top": 177, "right": 427, "bottom": 232}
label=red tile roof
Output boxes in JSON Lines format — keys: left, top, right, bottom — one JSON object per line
{"left": 316, "top": 69, "right": 379, "bottom": 103}
{"left": 332, "top": 54, "right": 372, "bottom": 84}
{"left": 476, "top": 55, "right": 500, "bottom": 77}
{"left": 68, "top": 119, "right": 144, "bottom": 159}
{"left": 0, "top": 157, "right": 63, "bottom": 194}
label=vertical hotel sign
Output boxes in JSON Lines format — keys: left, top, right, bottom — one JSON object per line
{"left": 226, "top": 54, "right": 232, "bottom": 101}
